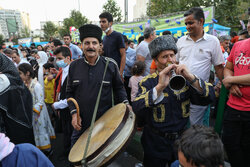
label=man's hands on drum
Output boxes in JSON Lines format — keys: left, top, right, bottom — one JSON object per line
{"left": 72, "top": 113, "right": 82, "bottom": 131}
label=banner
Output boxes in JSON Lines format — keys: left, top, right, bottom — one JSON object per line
{"left": 113, "top": 6, "right": 214, "bottom": 33}
{"left": 18, "top": 37, "right": 32, "bottom": 45}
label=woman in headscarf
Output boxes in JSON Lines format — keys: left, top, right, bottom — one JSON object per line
{"left": 18, "top": 63, "right": 55, "bottom": 154}
{"left": 0, "top": 53, "right": 35, "bottom": 145}
{"left": 35, "top": 51, "right": 48, "bottom": 89}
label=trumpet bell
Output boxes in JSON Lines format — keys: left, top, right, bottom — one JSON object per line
{"left": 169, "top": 75, "right": 186, "bottom": 91}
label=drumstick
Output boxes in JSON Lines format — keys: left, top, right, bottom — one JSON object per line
{"left": 67, "top": 98, "right": 80, "bottom": 125}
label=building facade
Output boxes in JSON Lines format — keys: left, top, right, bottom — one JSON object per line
{"left": 133, "top": 0, "right": 149, "bottom": 21}
{"left": 0, "top": 8, "right": 23, "bottom": 39}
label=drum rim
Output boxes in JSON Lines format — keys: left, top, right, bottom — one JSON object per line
{"left": 86, "top": 104, "right": 130, "bottom": 162}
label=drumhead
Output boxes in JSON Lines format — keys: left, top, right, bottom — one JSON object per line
{"left": 69, "top": 103, "right": 135, "bottom": 166}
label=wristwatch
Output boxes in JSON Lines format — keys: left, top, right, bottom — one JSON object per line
{"left": 189, "top": 74, "right": 198, "bottom": 85}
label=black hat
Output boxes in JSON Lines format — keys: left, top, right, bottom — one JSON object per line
{"left": 79, "top": 24, "right": 102, "bottom": 42}
{"left": 149, "top": 35, "right": 177, "bottom": 59}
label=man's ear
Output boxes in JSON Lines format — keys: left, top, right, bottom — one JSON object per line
{"left": 109, "top": 21, "right": 113, "bottom": 27}
{"left": 66, "top": 56, "right": 71, "bottom": 62}
{"left": 26, "top": 71, "right": 30, "bottom": 77}
{"left": 199, "top": 18, "right": 204, "bottom": 25}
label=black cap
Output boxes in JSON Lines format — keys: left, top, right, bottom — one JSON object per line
{"left": 79, "top": 24, "right": 102, "bottom": 42}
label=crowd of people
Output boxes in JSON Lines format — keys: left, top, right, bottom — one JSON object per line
{"left": 0, "top": 7, "right": 250, "bottom": 167}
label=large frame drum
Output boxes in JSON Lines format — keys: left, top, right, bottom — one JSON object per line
{"left": 69, "top": 103, "right": 136, "bottom": 166}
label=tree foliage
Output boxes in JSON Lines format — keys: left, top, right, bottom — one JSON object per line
{"left": 20, "top": 26, "right": 31, "bottom": 38}
{"left": 0, "top": 34, "right": 4, "bottom": 45}
{"left": 146, "top": 0, "right": 248, "bottom": 30}
{"left": 58, "top": 10, "right": 90, "bottom": 38}
{"left": 102, "top": 0, "right": 122, "bottom": 22}
{"left": 43, "top": 21, "right": 58, "bottom": 41}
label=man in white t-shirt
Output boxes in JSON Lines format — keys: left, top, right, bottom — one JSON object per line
{"left": 136, "top": 27, "right": 156, "bottom": 76}
{"left": 176, "top": 7, "right": 224, "bottom": 125}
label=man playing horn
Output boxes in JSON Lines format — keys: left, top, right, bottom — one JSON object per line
{"left": 132, "top": 35, "right": 216, "bottom": 167}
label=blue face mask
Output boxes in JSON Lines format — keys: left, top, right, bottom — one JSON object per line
{"left": 56, "top": 59, "right": 68, "bottom": 68}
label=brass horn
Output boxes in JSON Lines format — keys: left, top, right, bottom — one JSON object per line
{"left": 167, "top": 63, "right": 186, "bottom": 91}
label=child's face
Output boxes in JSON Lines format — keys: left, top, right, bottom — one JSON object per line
{"left": 18, "top": 70, "right": 29, "bottom": 82}
{"left": 43, "top": 68, "right": 50, "bottom": 76}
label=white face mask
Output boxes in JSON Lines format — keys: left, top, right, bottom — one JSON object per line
{"left": 37, "top": 58, "right": 42, "bottom": 64}
{"left": 104, "top": 27, "right": 110, "bottom": 33}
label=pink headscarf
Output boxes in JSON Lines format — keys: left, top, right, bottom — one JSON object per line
{"left": 0, "top": 133, "right": 15, "bottom": 161}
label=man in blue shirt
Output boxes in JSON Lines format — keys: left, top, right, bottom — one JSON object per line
{"left": 123, "top": 35, "right": 136, "bottom": 103}
{"left": 63, "top": 34, "right": 83, "bottom": 60}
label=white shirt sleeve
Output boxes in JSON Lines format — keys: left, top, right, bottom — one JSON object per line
{"left": 53, "top": 99, "right": 68, "bottom": 110}
{"left": 0, "top": 74, "right": 10, "bottom": 93}
{"left": 152, "top": 87, "right": 164, "bottom": 104}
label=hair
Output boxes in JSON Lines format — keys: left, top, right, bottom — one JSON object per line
{"left": 238, "top": 29, "right": 249, "bottom": 39}
{"left": 230, "top": 31, "right": 237, "bottom": 37}
{"left": 178, "top": 125, "right": 224, "bottom": 167}
{"left": 99, "top": 12, "right": 113, "bottom": 22}
{"left": 184, "top": 7, "right": 205, "bottom": 25}
{"left": 31, "top": 49, "right": 38, "bottom": 55}
{"left": 63, "top": 34, "right": 72, "bottom": 39}
{"left": 122, "top": 35, "right": 128, "bottom": 43}
{"left": 143, "top": 27, "right": 156, "bottom": 39}
{"left": 53, "top": 46, "right": 71, "bottom": 60}
{"left": 44, "top": 45, "right": 50, "bottom": 52}
{"left": 3, "top": 48, "right": 13, "bottom": 55}
{"left": 12, "top": 50, "right": 20, "bottom": 56}
{"left": 52, "top": 39, "right": 63, "bottom": 47}
{"left": 218, "top": 35, "right": 231, "bottom": 42}
{"left": 37, "top": 45, "right": 44, "bottom": 50}
{"left": 21, "top": 48, "right": 29, "bottom": 55}
{"left": 162, "top": 30, "right": 172, "bottom": 35}
{"left": 48, "top": 57, "right": 55, "bottom": 62}
{"left": 18, "top": 63, "right": 35, "bottom": 79}
{"left": 43, "top": 62, "right": 54, "bottom": 70}
{"left": 131, "top": 61, "right": 146, "bottom": 76}
{"left": 138, "top": 36, "right": 144, "bottom": 44}
{"left": 128, "top": 40, "right": 134, "bottom": 45}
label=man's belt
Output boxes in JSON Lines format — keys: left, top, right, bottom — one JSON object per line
{"left": 146, "top": 125, "right": 184, "bottom": 141}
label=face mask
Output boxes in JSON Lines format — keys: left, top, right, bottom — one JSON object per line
{"left": 104, "top": 27, "right": 110, "bottom": 33}
{"left": 56, "top": 59, "right": 68, "bottom": 68}
{"left": 37, "top": 58, "right": 42, "bottom": 64}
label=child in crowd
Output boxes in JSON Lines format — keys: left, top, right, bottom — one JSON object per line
{"left": 129, "top": 61, "right": 146, "bottom": 102}
{"left": 18, "top": 63, "right": 55, "bottom": 156}
{"left": 43, "top": 63, "right": 56, "bottom": 126}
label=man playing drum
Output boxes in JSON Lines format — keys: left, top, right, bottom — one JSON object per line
{"left": 66, "top": 24, "right": 128, "bottom": 146}
{"left": 132, "top": 35, "right": 216, "bottom": 167}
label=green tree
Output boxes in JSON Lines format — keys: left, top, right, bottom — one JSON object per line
{"left": 0, "top": 34, "right": 4, "bottom": 45}
{"left": 20, "top": 26, "right": 31, "bottom": 38}
{"left": 146, "top": 0, "right": 215, "bottom": 17}
{"left": 43, "top": 21, "right": 58, "bottom": 41}
{"left": 59, "top": 10, "right": 89, "bottom": 38}
{"left": 146, "top": 0, "right": 247, "bottom": 30}
{"left": 102, "top": 0, "right": 122, "bottom": 22}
